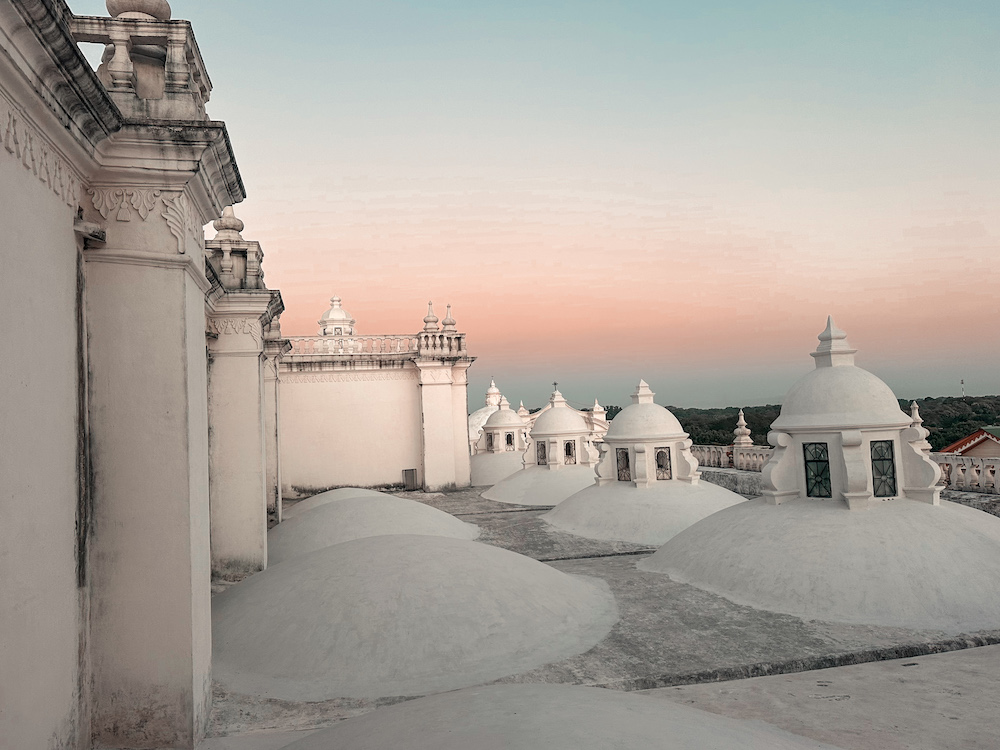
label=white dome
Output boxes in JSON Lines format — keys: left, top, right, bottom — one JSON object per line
{"left": 485, "top": 408, "right": 525, "bottom": 428}
{"left": 267, "top": 496, "right": 479, "bottom": 564}
{"left": 482, "top": 465, "right": 596, "bottom": 507}
{"left": 771, "top": 365, "right": 910, "bottom": 431}
{"left": 318, "top": 295, "right": 356, "bottom": 334}
{"left": 606, "top": 403, "right": 685, "bottom": 442}
{"left": 772, "top": 316, "right": 910, "bottom": 432}
{"left": 278, "top": 683, "right": 840, "bottom": 750}
{"left": 468, "top": 404, "right": 499, "bottom": 442}
{"left": 283, "top": 488, "right": 391, "bottom": 520}
{"left": 640, "top": 498, "right": 1000, "bottom": 633}
{"left": 213, "top": 535, "right": 617, "bottom": 700}
{"left": 470, "top": 451, "right": 524, "bottom": 487}
{"left": 544, "top": 480, "right": 745, "bottom": 545}
{"left": 532, "top": 407, "right": 588, "bottom": 436}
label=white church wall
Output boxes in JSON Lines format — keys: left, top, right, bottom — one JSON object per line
{"left": 280, "top": 369, "right": 423, "bottom": 494}
{"left": 0, "top": 75, "right": 89, "bottom": 748}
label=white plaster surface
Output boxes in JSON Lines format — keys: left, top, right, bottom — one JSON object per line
{"left": 267, "top": 496, "right": 479, "bottom": 564}
{"left": 648, "top": 645, "right": 1000, "bottom": 750}
{"left": 470, "top": 451, "right": 525, "bottom": 487}
{"left": 276, "top": 683, "right": 841, "bottom": 750}
{"left": 282, "top": 487, "right": 390, "bottom": 519}
{"left": 640, "top": 497, "right": 1000, "bottom": 632}
{"left": 544, "top": 481, "right": 746, "bottom": 545}
{"left": 213, "top": 535, "right": 618, "bottom": 700}
{"left": 483, "top": 464, "right": 597, "bottom": 506}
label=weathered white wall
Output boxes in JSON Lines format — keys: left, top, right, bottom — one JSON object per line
{"left": 263, "top": 355, "right": 282, "bottom": 520}
{"left": 207, "top": 338, "right": 268, "bottom": 578}
{"left": 280, "top": 369, "right": 423, "bottom": 494}
{"left": 0, "top": 89, "right": 88, "bottom": 749}
{"left": 85, "top": 257, "right": 213, "bottom": 746}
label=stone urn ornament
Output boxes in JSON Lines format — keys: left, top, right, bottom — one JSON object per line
{"left": 106, "top": 0, "right": 172, "bottom": 20}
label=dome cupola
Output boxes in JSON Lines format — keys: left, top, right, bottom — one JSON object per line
{"left": 317, "top": 296, "right": 356, "bottom": 336}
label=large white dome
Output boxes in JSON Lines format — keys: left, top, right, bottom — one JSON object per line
{"left": 213, "top": 535, "right": 617, "bottom": 700}
{"left": 277, "top": 683, "right": 840, "bottom": 750}
{"left": 544, "top": 480, "right": 745, "bottom": 545}
{"left": 267, "top": 496, "right": 479, "bottom": 564}
{"left": 640, "top": 497, "right": 1000, "bottom": 633}
{"left": 606, "top": 402, "right": 685, "bottom": 441}
{"left": 485, "top": 408, "right": 525, "bottom": 428}
{"left": 283, "top": 487, "right": 391, "bottom": 520}
{"left": 482, "top": 464, "right": 597, "bottom": 506}
{"left": 532, "top": 406, "right": 588, "bottom": 435}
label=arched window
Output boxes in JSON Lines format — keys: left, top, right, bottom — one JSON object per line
{"left": 871, "top": 440, "right": 897, "bottom": 497}
{"left": 505, "top": 432, "right": 514, "bottom": 450}
{"left": 536, "top": 441, "right": 547, "bottom": 465}
{"left": 803, "top": 443, "right": 832, "bottom": 498}
{"left": 334, "top": 327, "right": 342, "bottom": 335}
{"left": 616, "top": 448, "right": 631, "bottom": 482}
{"left": 486, "top": 432, "right": 494, "bottom": 451}
{"left": 655, "top": 448, "right": 671, "bottom": 480}
{"left": 564, "top": 440, "right": 576, "bottom": 465}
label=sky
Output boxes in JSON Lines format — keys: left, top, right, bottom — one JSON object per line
{"left": 71, "top": 0, "right": 1000, "bottom": 409}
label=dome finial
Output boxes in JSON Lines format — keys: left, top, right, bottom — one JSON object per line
{"left": 632, "top": 380, "right": 655, "bottom": 405}
{"left": 212, "top": 205, "right": 244, "bottom": 241}
{"left": 811, "top": 316, "right": 856, "bottom": 367}
{"left": 107, "top": 0, "right": 172, "bottom": 20}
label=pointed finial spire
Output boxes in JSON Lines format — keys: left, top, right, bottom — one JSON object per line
{"left": 423, "top": 301, "right": 440, "bottom": 332}
{"left": 442, "top": 304, "right": 457, "bottom": 332}
{"left": 498, "top": 396, "right": 511, "bottom": 410}
{"left": 550, "top": 387, "right": 568, "bottom": 407}
{"left": 631, "top": 379, "right": 655, "bottom": 404}
{"left": 212, "top": 205, "right": 245, "bottom": 241}
{"left": 733, "top": 408, "right": 753, "bottom": 446}
{"left": 518, "top": 400, "right": 529, "bottom": 417}
{"left": 811, "top": 316, "right": 856, "bottom": 368}
{"left": 909, "top": 401, "right": 933, "bottom": 454}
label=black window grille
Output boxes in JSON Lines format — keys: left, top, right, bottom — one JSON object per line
{"left": 803, "top": 442, "right": 832, "bottom": 498}
{"left": 536, "top": 441, "right": 547, "bottom": 465}
{"left": 616, "top": 448, "right": 631, "bottom": 482}
{"left": 486, "top": 433, "right": 494, "bottom": 451}
{"left": 655, "top": 448, "right": 671, "bottom": 480}
{"left": 871, "top": 440, "right": 897, "bottom": 497}
{"left": 505, "top": 432, "right": 514, "bottom": 449}
{"left": 564, "top": 441, "right": 576, "bottom": 464}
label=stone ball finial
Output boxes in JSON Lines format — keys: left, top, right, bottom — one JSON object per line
{"left": 212, "top": 206, "right": 244, "bottom": 241}
{"left": 107, "top": 0, "right": 172, "bottom": 21}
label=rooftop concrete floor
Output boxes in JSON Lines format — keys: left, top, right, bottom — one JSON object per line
{"left": 204, "top": 488, "right": 1000, "bottom": 748}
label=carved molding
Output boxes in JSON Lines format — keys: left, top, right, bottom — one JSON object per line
{"left": 0, "top": 89, "right": 83, "bottom": 209}
{"left": 208, "top": 317, "right": 262, "bottom": 346}
{"left": 162, "top": 193, "right": 205, "bottom": 254}
{"left": 280, "top": 371, "right": 418, "bottom": 384}
{"left": 88, "top": 187, "right": 162, "bottom": 221}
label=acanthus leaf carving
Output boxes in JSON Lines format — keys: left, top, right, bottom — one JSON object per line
{"left": 161, "top": 192, "right": 189, "bottom": 254}
{"left": 208, "top": 317, "right": 263, "bottom": 346}
{"left": 88, "top": 187, "right": 162, "bottom": 222}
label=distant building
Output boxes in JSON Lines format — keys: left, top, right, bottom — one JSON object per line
{"left": 940, "top": 427, "right": 1000, "bottom": 458}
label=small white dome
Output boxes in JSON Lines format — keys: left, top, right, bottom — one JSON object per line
{"left": 532, "top": 407, "right": 587, "bottom": 436}
{"left": 606, "top": 403, "right": 685, "bottom": 442}
{"left": 485, "top": 408, "right": 525, "bottom": 428}
{"left": 772, "top": 365, "right": 910, "bottom": 431}
{"left": 318, "top": 296, "right": 356, "bottom": 334}
{"left": 771, "top": 317, "right": 910, "bottom": 431}
{"left": 468, "top": 405, "right": 499, "bottom": 442}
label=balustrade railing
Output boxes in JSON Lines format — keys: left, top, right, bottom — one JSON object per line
{"left": 286, "top": 335, "right": 418, "bottom": 357}
{"left": 690, "top": 444, "right": 774, "bottom": 471}
{"left": 933, "top": 453, "right": 1000, "bottom": 494}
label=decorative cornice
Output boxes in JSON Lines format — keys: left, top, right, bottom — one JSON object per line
{"left": 280, "top": 371, "right": 418, "bottom": 384}
{"left": 9, "top": 0, "right": 122, "bottom": 145}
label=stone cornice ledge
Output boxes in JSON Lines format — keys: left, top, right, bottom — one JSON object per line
{"left": 10, "top": 0, "right": 122, "bottom": 144}
{"left": 84, "top": 246, "right": 212, "bottom": 293}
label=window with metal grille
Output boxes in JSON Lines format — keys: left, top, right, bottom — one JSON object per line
{"left": 505, "top": 432, "right": 514, "bottom": 450}
{"left": 803, "top": 442, "right": 832, "bottom": 498}
{"left": 871, "top": 440, "right": 897, "bottom": 497}
{"left": 655, "top": 448, "right": 671, "bottom": 480}
{"left": 616, "top": 448, "right": 631, "bottom": 481}
{"left": 486, "top": 433, "right": 494, "bottom": 451}
{"left": 564, "top": 441, "right": 576, "bottom": 464}
{"left": 536, "top": 441, "right": 547, "bottom": 465}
